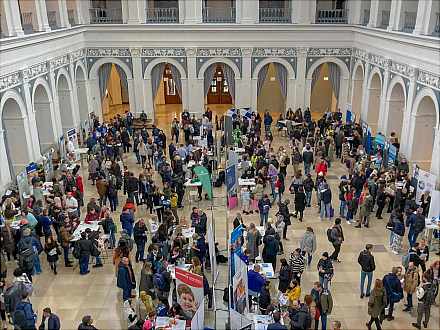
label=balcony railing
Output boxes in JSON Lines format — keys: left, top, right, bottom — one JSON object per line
{"left": 402, "top": 11, "right": 416, "bottom": 32}
{"left": 259, "top": 7, "right": 291, "bottom": 23}
{"left": 146, "top": 7, "right": 179, "bottom": 23}
{"left": 433, "top": 13, "right": 440, "bottom": 36}
{"left": 47, "top": 11, "right": 58, "bottom": 29}
{"left": 68, "top": 9, "right": 76, "bottom": 25}
{"left": 21, "top": 12, "right": 34, "bottom": 33}
{"left": 89, "top": 8, "right": 123, "bottom": 24}
{"left": 202, "top": 7, "right": 236, "bottom": 23}
{"left": 316, "top": 9, "right": 348, "bottom": 24}
{"left": 380, "top": 10, "right": 390, "bottom": 28}
{"left": 362, "top": 9, "right": 370, "bottom": 26}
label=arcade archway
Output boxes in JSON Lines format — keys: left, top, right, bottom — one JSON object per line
{"left": 256, "top": 63, "right": 287, "bottom": 115}
{"left": 33, "top": 83, "right": 57, "bottom": 153}
{"left": 385, "top": 80, "right": 405, "bottom": 140}
{"left": 366, "top": 71, "right": 382, "bottom": 134}
{"left": 310, "top": 63, "right": 340, "bottom": 116}
{"left": 57, "top": 72, "right": 75, "bottom": 132}
{"left": 351, "top": 63, "right": 364, "bottom": 121}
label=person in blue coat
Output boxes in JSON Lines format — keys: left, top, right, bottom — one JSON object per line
{"left": 13, "top": 292, "right": 37, "bottom": 330}
{"left": 37, "top": 209, "right": 53, "bottom": 239}
{"left": 117, "top": 257, "right": 136, "bottom": 301}
{"left": 263, "top": 111, "right": 273, "bottom": 132}
{"left": 382, "top": 267, "right": 403, "bottom": 321}
{"left": 39, "top": 307, "right": 61, "bottom": 330}
{"left": 120, "top": 209, "right": 134, "bottom": 237}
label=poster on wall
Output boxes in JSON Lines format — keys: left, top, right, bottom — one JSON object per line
{"left": 232, "top": 253, "right": 248, "bottom": 314}
{"left": 226, "top": 165, "right": 237, "bottom": 193}
{"left": 413, "top": 167, "right": 437, "bottom": 204}
{"left": 16, "top": 171, "right": 30, "bottom": 205}
{"left": 428, "top": 190, "right": 440, "bottom": 220}
{"left": 175, "top": 267, "right": 204, "bottom": 329}
{"left": 388, "top": 144, "right": 397, "bottom": 166}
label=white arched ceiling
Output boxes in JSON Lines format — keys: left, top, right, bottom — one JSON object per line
{"left": 197, "top": 57, "right": 241, "bottom": 79}
{"left": 252, "top": 57, "right": 296, "bottom": 79}
{"left": 143, "top": 58, "right": 187, "bottom": 79}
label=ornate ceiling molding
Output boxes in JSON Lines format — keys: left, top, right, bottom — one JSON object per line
{"left": 0, "top": 72, "right": 21, "bottom": 92}
{"left": 252, "top": 47, "right": 297, "bottom": 57}
{"left": 307, "top": 47, "right": 352, "bottom": 57}
{"left": 49, "top": 55, "right": 69, "bottom": 70}
{"left": 22, "top": 63, "right": 48, "bottom": 81}
{"left": 141, "top": 48, "right": 186, "bottom": 57}
{"left": 70, "top": 49, "right": 85, "bottom": 63}
{"left": 197, "top": 48, "right": 242, "bottom": 57}
{"left": 87, "top": 48, "right": 131, "bottom": 57}
{"left": 390, "top": 61, "right": 416, "bottom": 78}
{"left": 417, "top": 70, "right": 440, "bottom": 90}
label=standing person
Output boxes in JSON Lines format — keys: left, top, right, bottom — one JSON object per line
{"left": 358, "top": 244, "right": 376, "bottom": 298}
{"left": 294, "top": 187, "right": 306, "bottom": 222}
{"left": 258, "top": 195, "right": 271, "bottom": 227}
{"left": 262, "top": 230, "right": 279, "bottom": 270}
{"left": 355, "top": 190, "right": 374, "bottom": 228}
{"left": 406, "top": 208, "right": 426, "bottom": 248}
{"left": 417, "top": 239, "right": 429, "bottom": 273}
{"left": 403, "top": 262, "right": 420, "bottom": 312}
{"left": 366, "top": 279, "right": 387, "bottom": 330}
{"left": 382, "top": 267, "right": 403, "bottom": 321}
{"left": 77, "top": 315, "right": 97, "bottom": 330}
{"left": 300, "top": 227, "right": 317, "bottom": 267}
{"left": 17, "top": 228, "right": 40, "bottom": 282}
{"left": 117, "top": 257, "right": 136, "bottom": 302}
{"left": 317, "top": 252, "right": 333, "bottom": 290}
{"left": 264, "top": 111, "right": 273, "bottom": 133}
{"left": 133, "top": 219, "right": 148, "bottom": 263}
{"left": 319, "top": 183, "right": 332, "bottom": 221}
{"left": 39, "top": 307, "right": 61, "bottom": 330}
{"left": 302, "top": 144, "right": 314, "bottom": 176}
{"left": 73, "top": 232, "right": 94, "bottom": 275}
{"left": 329, "top": 218, "right": 344, "bottom": 262}
{"left": 278, "top": 258, "right": 292, "bottom": 293}
{"left": 120, "top": 208, "right": 135, "bottom": 237}
{"left": 246, "top": 223, "right": 262, "bottom": 263}
{"left": 13, "top": 292, "right": 37, "bottom": 330}
{"left": 44, "top": 236, "right": 60, "bottom": 275}
{"left": 412, "top": 273, "right": 436, "bottom": 329}
{"left": 303, "top": 174, "right": 314, "bottom": 207}
{"left": 289, "top": 248, "right": 305, "bottom": 285}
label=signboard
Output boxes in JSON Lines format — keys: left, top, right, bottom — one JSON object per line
{"left": 413, "top": 168, "right": 437, "bottom": 204}
{"left": 26, "top": 163, "right": 38, "bottom": 174}
{"left": 375, "top": 133, "right": 386, "bottom": 149}
{"left": 232, "top": 254, "right": 248, "bottom": 314}
{"left": 388, "top": 144, "right": 397, "bottom": 166}
{"left": 16, "top": 171, "right": 30, "bottom": 205}
{"left": 226, "top": 165, "right": 237, "bottom": 193}
{"left": 428, "top": 190, "right": 440, "bottom": 220}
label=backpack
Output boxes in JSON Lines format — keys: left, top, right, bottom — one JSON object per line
{"left": 73, "top": 244, "right": 81, "bottom": 259}
{"left": 153, "top": 273, "right": 166, "bottom": 291}
{"left": 326, "top": 228, "right": 334, "bottom": 243}
{"left": 18, "top": 239, "right": 35, "bottom": 271}
{"left": 423, "top": 284, "right": 436, "bottom": 305}
{"left": 4, "top": 283, "right": 25, "bottom": 313}
{"left": 13, "top": 302, "right": 35, "bottom": 329}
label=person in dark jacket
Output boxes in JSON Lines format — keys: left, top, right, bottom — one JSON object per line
{"left": 406, "top": 208, "right": 425, "bottom": 247}
{"left": 358, "top": 244, "right": 376, "bottom": 298}
{"left": 258, "top": 195, "right": 271, "bottom": 227}
{"left": 294, "top": 187, "right": 306, "bottom": 222}
{"left": 375, "top": 186, "right": 387, "bottom": 219}
{"left": 117, "top": 257, "right": 136, "bottom": 301}
{"left": 74, "top": 232, "right": 95, "bottom": 275}
{"left": 262, "top": 231, "right": 279, "bottom": 270}
{"left": 278, "top": 258, "right": 292, "bottom": 293}
{"left": 120, "top": 209, "right": 135, "bottom": 237}
{"left": 77, "top": 315, "right": 97, "bottom": 330}
{"left": 317, "top": 252, "right": 333, "bottom": 290}
{"left": 277, "top": 200, "right": 291, "bottom": 238}
{"left": 267, "top": 311, "right": 288, "bottom": 330}
{"left": 329, "top": 218, "right": 344, "bottom": 262}
{"left": 14, "top": 292, "right": 37, "bottom": 330}
{"left": 382, "top": 267, "right": 403, "bottom": 321}
{"left": 258, "top": 281, "right": 271, "bottom": 314}
{"left": 39, "top": 307, "right": 61, "bottom": 330}
{"left": 133, "top": 219, "right": 148, "bottom": 263}
{"left": 288, "top": 300, "right": 311, "bottom": 330}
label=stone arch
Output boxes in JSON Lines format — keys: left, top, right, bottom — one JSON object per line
{"left": 89, "top": 57, "right": 133, "bottom": 80}
{"left": 306, "top": 57, "right": 350, "bottom": 110}
{"left": 197, "top": 57, "right": 241, "bottom": 79}
{"left": 384, "top": 75, "right": 407, "bottom": 139}
{"left": 408, "top": 88, "right": 439, "bottom": 171}
{"left": 74, "top": 60, "right": 88, "bottom": 81}
{"left": 56, "top": 68, "right": 75, "bottom": 132}
{"left": 75, "top": 63, "right": 90, "bottom": 128}
{"left": 351, "top": 60, "right": 365, "bottom": 120}
{"left": 0, "top": 90, "right": 33, "bottom": 178}
{"left": 32, "top": 78, "right": 58, "bottom": 153}
{"left": 366, "top": 68, "right": 383, "bottom": 134}
{"left": 144, "top": 58, "right": 187, "bottom": 79}
{"left": 252, "top": 57, "right": 296, "bottom": 79}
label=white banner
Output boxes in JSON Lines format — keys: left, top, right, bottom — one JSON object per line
{"left": 414, "top": 168, "right": 437, "bottom": 204}
{"left": 175, "top": 267, "right": 204, "bottom": 328}
{"left": 232, "top": 254, "right": 248, "bottom": 315}
{"left": 428, "top": 190, "right": 440, "bottom": 219}
{"left": 207, "top": 221, "right": 217, "bottom": 284}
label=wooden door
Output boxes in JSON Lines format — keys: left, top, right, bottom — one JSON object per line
{"left": 163, "top": 65, "right": 181, "bottom": 104}
{"left": 207, "top": 65, "right": 232, "bottom": 104}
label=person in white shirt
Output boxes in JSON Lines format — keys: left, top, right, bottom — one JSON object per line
{"left": 65, "top": 192, "right": 78, "bottom": 218}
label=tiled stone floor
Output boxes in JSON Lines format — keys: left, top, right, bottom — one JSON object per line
{"left": 4, "top": 107, "right": 438, "bottom": 330}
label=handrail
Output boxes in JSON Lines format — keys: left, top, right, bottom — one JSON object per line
{"left": 202, "top": 7, "right": 236, "bottom": 23}
{"left": 316, "top": 9, "right": 348, "bottom": 24}
{"left": 89, "top": 8, "right": 123, "bottom": 24}
{"left": 146, "top": 7, "right": 179, "bottom": 23}
{"left": 259, "top": 7, "right": 291, "bottom": 23}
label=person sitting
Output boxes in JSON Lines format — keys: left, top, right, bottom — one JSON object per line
{"left": 248, "top": 264, "right": 265, "bottom": 310}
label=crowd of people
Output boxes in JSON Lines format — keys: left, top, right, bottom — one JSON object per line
{"left": 0, "top": 106, "right": 438, "bottom": 330}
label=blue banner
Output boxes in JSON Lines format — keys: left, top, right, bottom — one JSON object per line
{"left": 365, "top": 129, "right": 373, "bottom": 154}
{"left": 226, "top": 165, "right": 236, "bottom": 193}
{"left": 375, "top": 134, "right": 386, "bottom": 149}
{"left": 388, "top": 144, "right": 397, "bottom": 165}
{"left": 346, "top": 110, "right": 352, "bottom": 123}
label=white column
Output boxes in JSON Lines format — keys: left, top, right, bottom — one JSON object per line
{"left": 296, "top": 47, "right": 308, "bottom": 109}
{"left": 186, "top": 47, "right": 203, "bottom": 112}
{"left": 48, "top": 70, "right": 64, "bottom": 138}
{"left": 238, "top": 0, "right": 258, "bottom": 24}
{"left": 399, "top": 69, "right": 417, "bottom": 158}
{"left": 2, "top": 0, "right": 24, "bottom": 36}
{"left": 144, "top": 78, "right": 154, "bottom": 119}
{"left": 128, "top": 79, "right": 136, "bottom": 113}
{"left": 126, "top": 0, "right": 141, "bottom": 24}
{"left": 377, "top": 66, "right": 390, "bottom": 134}
{"left": 131, "top": 49, "right": 144, "bottom": 115}
{"left": 367, "top": 0, "right": 380, "bottom": 27}
{"left": 58, "top": 0, "right": 71, "bottom": 28}
{"left": 35, "top": 0, "right": 51, "bottom": 32}
{"left": 286, "top": 78, "right": 296, "bottom": 113}
{"left": 413, "top": 0, "right": 432, "bottom": 35}
{"left": 184, "top": 0, "right": 202, "bottom": 24}
{"left": 22, "top": 82, "right": 42, "bottom": 160}
{"left": 388, "top": 0, "right": 403, "bottom": 31}
{"left": 360, "top": 63, "right": 371, "bottom": 123}
{"left": 430, "top": 128, "right": 440, "bottom": 177}
{"left": 236, "top": 48, "right": 252, "bottom": 108}
{"left": 121, "top": 0, "right": 129, "bottom": 23}
{"left": 0, "top": 130, "right": 12, "bottom": 189}
{"left": 77, "top": 0, "right": 90, "bottom": 24}
{"left": 347, "top": 0, "right": 362, "bottom": 24}
{"left": 68, "top": 62, "right": 81, "bottom": 129}
{"left": 88, "top": 78, "right": 102, "bottom": 121}
{"left": 138, "top": 0, "right": 147, "bottom": 24}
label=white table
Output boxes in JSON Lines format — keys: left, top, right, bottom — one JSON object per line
{"left": 248, "top": 262, "right": 275, "bottom": 279}
{"left": 184, "top": 179, "right": 202, "bottom": 187}
{"left": 71, "top": 221, "right": 100, "bottom": 241}
{"left": 155, "top": 317, "right": 186, "bottom": 330}
{"left": 234, "top": 147, "right": 246, "bottom": 153}
{"left": 251, "top": 314, "right": 274, "bottom": 330}
{"left": 239, "top": 178, "right": 256, "bottom": 187}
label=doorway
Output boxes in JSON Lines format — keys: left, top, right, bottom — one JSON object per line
{"left": 207, "top": 65, "right": 232, "bottom": 105}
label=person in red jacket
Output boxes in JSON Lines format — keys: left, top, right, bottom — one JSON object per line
{"left": 76, "top": 174, "right": 84, "bottom": 194}
{"left": 84, "top": 208, "right": 99, "bottom": 224}
{"left": 315, "top": 158, "right": 328, "bottom": 177}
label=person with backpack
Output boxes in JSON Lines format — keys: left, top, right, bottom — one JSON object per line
{"left": 13, "top": 292, "right": 36, "bottom": 330}
{"left": 117, "top": 257, "right": 136, "bottom": 302}
{"left": 327, "top": 218, "right": 343, "bottom": 262}
{"left": 16, "top": 228, "right": 41, "bottom": 281}
{"left": 355, "top": 190, "right": 374, "bottom": 228}
{"left": 406, "top": 207, "right": 426, "bottom": 248}
{"left": 153, "top": 265, "right": 171, "bottom": 302}
{"left": 382, "top": 267, "right": 403, "bottom": 321}
{"left": 38, "top": 307, "right": 60, "bottom": 330}
{"left": 358, "top": 244, "right": 376, "bottom": 298}
{"left": 412, "top": 273, "right": 436, "bottom": 329}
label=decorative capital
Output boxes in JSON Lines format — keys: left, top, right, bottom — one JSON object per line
{"left": 87, "top": 48, "right": 131, "bottom": 57}
{"left": 22, "top": 62, "right": 48, "bottom": 81}
{"left": 185, "top": 47, "right": 197, "bottom": 57}
{"left": 49, "top": 55, "right": 69, "bottom": 70}
{"left": 241, "top": 48, "right": 253, "bottom": 57}
{"left": 417, "top": 70, "right": 440, "bottom": 89}
{"left": 298, "top": 47, "right": 308, "bottom": 56}
{"left": 131, "top": 48, "right": 141, "bottom": 57}
{"left": 307, "top": 48, "right": 352, "bottom": 57}
{"left": 141, "top": 48, "right": 185, "bottom": 57}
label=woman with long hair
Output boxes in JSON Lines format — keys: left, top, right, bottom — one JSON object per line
{"left": 366, "top": 279, "right": 387, "bottom": 329}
